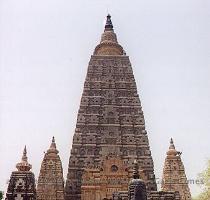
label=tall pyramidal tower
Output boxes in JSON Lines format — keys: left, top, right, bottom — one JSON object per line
{"left": 65, "top": 15, "right": 157, "bottom": 200}
{"left": 161, "top": 139, "right": 192, "bottom": 200}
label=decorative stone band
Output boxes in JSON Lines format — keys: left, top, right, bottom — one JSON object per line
{"left": 94, "top": 42, "right": 124, "bottom": 55}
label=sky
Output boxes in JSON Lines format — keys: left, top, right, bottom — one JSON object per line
{"left": 0, "top": 0, "right": 210, "bottom": 198}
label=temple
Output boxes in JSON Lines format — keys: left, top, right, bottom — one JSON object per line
{"left": 65, "top": 14, "right": 157, "bottom": 200}
{"left": 37, "top": 137, "right": 65, "bottom": 200}
{"left": 161, "top": 139, "right": 192, "bottom": 200}
{"left": 5, "top": 146, "right": 36, "bottom": 200}
{"left": 5, "top": 14, "right": 192, "bottom": 200}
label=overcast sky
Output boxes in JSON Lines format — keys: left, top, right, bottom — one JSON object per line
{"left": 0, "top": 0, "right": 210, "bottom": 197}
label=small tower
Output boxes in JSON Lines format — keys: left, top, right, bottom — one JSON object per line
{"left": 128, "top": 160, "right": 147, "bottom": 200}
{"left": 6, "top": 146, "right": 36, "bottom": 200}
{"left": 37, "top": 137, "right": 65, "bottom": 200}
{"left": 161, "top": 139, "right": 192, "bottom": 200}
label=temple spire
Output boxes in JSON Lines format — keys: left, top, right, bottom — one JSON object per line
{"left": 50, "top": 136, "right": 56, "bottom": 149}
{"left": 94, "top": 14, "right": 124, "bottom": 55}
{"left": 105, "top": 14, "right": 113, "bottom": 31}
{"left": 167, "top": 138, "right": 178, "bottom": 156}
{"left": 37, "top": 137, "right": 65, "bottom": 200}
{"left": 169, "top": 138, "right": 175, "bottom": 149}
{"left": 16, "top": 146, "right": 32, "bottom": 171}
{"left": 128, "top": 160, "right": 147, "bottom": 200}
{"left": 47, "top": 136, "right": 59, "bottom": 154}
{"left": 66, "top": 14, "right": 157, "bottom": 199}
{"left": 133, "top": 160, "right": 140, "bottom": 179}
{"left": 22, "top": 145, "right": 28, "bottom": 162}
{"left": 162, "top": 139, "right": 192, "bottom": 200}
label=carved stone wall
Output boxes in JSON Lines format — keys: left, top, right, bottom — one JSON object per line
{"left": 6, "top": 171, "right": 36, "bottom": 200}
{"left": 148, "top": 191, "right": 181, "bottom": 200}
{"left": 161, "top": 139, "right": 191, "bottom": 200}
{"left": 37, "top": 138, "right": 65, "bottom": 200}
{"left": 81, "top": 157, "right": 133, "bottom": 200}
{"left": 65, "top": 53, "right": 157, "bottom": 200}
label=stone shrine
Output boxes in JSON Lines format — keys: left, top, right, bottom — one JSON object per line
{"left": 37, "top": 137, "right": 65, "bottom": 200}
{"left": 6, "top": 146, "right": 36, "bottom": 200}
{"left": 161, "top": 139, "right": 192, "bottom": 200}
{"left": 5, "top": 14, "right": 193, "bottom": 200}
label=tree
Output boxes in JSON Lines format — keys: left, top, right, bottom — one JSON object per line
{"left": 194, "top": 160, "right": 210, "bottom": 200}
{"left": 0, "top": 191, "right": 3, "bottom": 200}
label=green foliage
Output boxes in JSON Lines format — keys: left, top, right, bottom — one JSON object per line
{"left": 0, "top": 191, "right": 3, "bottom": 200}
{"left": 194, "top": 160, "right": 210, "bottom": 200}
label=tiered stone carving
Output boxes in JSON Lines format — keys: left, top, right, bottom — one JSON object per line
{"left": 161, "top": 139, "right": 191, "bottom": 200}
{"left": 81, "top": 156, "right": 133, "bottom": 200}
{"left": 65, "top": 15, "right": 157, "bottom": 200}
{"left": 6, "top": 146, "right": 36, "bottom": 200}
{"left": 37, "top": 137, "right": 65, "bottom": 200}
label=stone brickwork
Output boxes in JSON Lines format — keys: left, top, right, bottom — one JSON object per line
{"left": 148, "top": 191, "right": 181, "bottom": 200}
{"left": 161, "top": 139, "right": 191, "bottom": 200}
{"left": 37, "top": 137, "right": 65, "bottom": 200}
{"left": 65, "top": 15, "right": 157, "bottom": 200}
{"left": 6, "top": 147, "right": 36, "bottom": 200}
{"left": 81, "top": 156, "right": 133, "bottom": 200}
{"left": 113, "top": 191, "right": 180, "bottom": 200}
